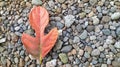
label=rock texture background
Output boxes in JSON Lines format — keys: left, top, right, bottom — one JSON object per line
{"left": 0, "top": 0, "right": 120, "bottom": 67}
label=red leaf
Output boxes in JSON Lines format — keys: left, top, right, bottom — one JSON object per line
{"left": 21, "top": 6, "right": 58, "bottom": 62}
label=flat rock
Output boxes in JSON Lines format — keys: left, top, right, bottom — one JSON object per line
{"left": 91, "top": 49, "right": 100, "bottom": 56}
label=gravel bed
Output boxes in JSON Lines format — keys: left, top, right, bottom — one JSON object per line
{"left": 0, "top": 0, "right": 120, "bottom": 67}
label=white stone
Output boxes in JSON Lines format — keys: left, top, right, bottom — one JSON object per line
{"left": 46, "top": 59, "right": 57, "bottom": 67}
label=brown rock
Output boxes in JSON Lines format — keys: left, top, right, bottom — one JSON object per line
{"left": 26, "top": 2, "right": 32, "bottom": 7}
{"left": 7, "top": 59, "right": 11, "bottom": 67}
{"left": 102, "top": 16, "right": 111, "bottom": 23}
{"left": 112, "top": 61, "right": 120, "bottom": 67}
{"left": 19, "top": 58, "right": 25, "bottom": 67}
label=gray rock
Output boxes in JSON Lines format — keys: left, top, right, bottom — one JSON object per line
{"left": 110, "top": 7, "right": 116, "bottom": 12}
{"left": 109, "top": 45, "right": 117, "bottom": 53}
{"left": 32, "top": 0, "right": 42, "bottom": 5}
{"left": 59, "top": 53, "right": 68, "bottom": 63}
{"left": 14, "top": 26, "right": 20, "bottom": 31}
{"left": 54, "top": 40, "right": 63, "bottom": 50}
{"left": 114, "top": 41, "right": 120, "bottom": 48}
{"left": 98, "top": 46, "right": 104, "bottom": 52}
{"left": 89, "top": 0, "right": 97, "bottom": 5}
{"left": 75, "top": 58, "right": 80, "bottom": 64}
{"left": 84, "top": 52, "right": 90, "bottom": 58}
{"left": 116, "top": 27, "right": 120, "bottom": 37}
{"left": 20, "top": 50, "right": 25, "bottom": 56}
{"left": 18, "top": 18, "right": 23, "bottom": 24}
{"left": 102, "top": 29, "right": 111, "bottom": 35}
{"left": 111, "top": 12, "right": 120, "bottom": 20}
{"left": 92, "top": 16, "right": 99, "bottom": 25}
{"left": 63, "top": 37, "right": 68, "bottom": 42}
{"left": 56, "top": 22, "right": 64, "bottom": 29}
{"left": 79, "top": 30, "right": 88, "bottom": 39}
{"left": 86, "top": 25, "right": 95, "bottom": 32}
{"left": 48, "top": 1, "right": 55, "bottom": 7}
{"left": 61, "top": 45, "right": 72, "bottom": 52}
{"left": 96, "top": 6, "right": 101, "bottom": 12}
{"left": 76, "top": 24, "right": 82, "bottom": 32}
{"left": 64, "top": 15, "right": 75, "bottom": 27}
{"left": 91, "top": 49, "right": 100, "bottom": 56}
{"left": 73, "top": 36, "right": 80, "bottom": 43}
{"left": 0, "top": 38, "right": 6, "bottom": 43}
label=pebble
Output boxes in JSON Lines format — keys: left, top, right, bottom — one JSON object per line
{"left": 0, "top": 1, "right": 5, "bottom": 7}
{"left": 54, "top": 40, "right": 63, "bottom": 50}
{"left": 101, "top": 64, "right": 107, "bottom": 67}
{"left": 61, "top": 45, "right": 72, "bottom": 53}
{"left": 32, "top": 0, "right": 42, "bottom": 5}
{"left": 79, "top": 30, "right": 88, "bottom": 39}
{"left": 112, "top": 61, "right": 120, "bottom": 67}
{"left": 92, "top": 16, "right": 99, "bottom": 25}
{"left": 46, "top": 59, "right": 57, "bottom": 67}
{"left": 114, "top": 41, "right": 120, "bottom": 48}
{"left": 79, "top": 12, "right": 86, "bottom": 18}
{"left": 102, "top": 16, "right": 111, "bottom": 23}
{"left": 57, "top": 0, "right": 65, "bottom": 3}
{"left": 84, "top": 52, "right": 90, "bottom": 58}
{"left": 76, "top": 24, "right": 82, "bottom": 32}
{"left": 59, "top": 53, "right": 68, "bottom": 64}
{"left": 0, "top": 38, "right": 6, "bottom": 43}
{"left": 78, "top": 49, "right": 84, "bottom": 56}
{"left": 102, "top": 29, "right": 111, "bottom": 36}
{"left": 64, "top": 15, "right": 75, "bottom": 27}
{"left": 73, "top": 36, "right": 80, "bottom": 43}
{"left": 1, "top": 57, "right": 6, "bottom": 65}
{"left": 96, "top": 6, "right": 101, "bottom": 12}
{"left": 89, "top": 0, "right": 97, "bottom": 5}
{"left": 107, "top": 59, "right": 111, "bottom": 64}
{"left": 98, "top": 46, "right": 104, "bottom": 52}
{"left": 56, "top": 22, "right": 64, "bottom": 29}
{"left": 86, "top": 25, "right": 95, "bottom": 32}
{"left": 0, "top": 46, "right": 5, "bottom": 52}
{"left": 19, "top": 58, "right": 24, "bottom": 67}
{"left": 116, "top": 27, "right": 120, "bottom": 37}
{"left": 90, "top": 35, "right": 96, "bottom": 40}
{"left": 111, "top": 12, "right": 120, "bottom": 20}
{"left": 14, "top": 57, "right": 19, "bottom": 64}
{"left": 7, "top": 59, "right": 11, "bottom": 67}
{"left": 15, "top": 26, "right": 20, "bottom": 31}
{"left": 91, "top": 49, "right": 100, "bottom": 56}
